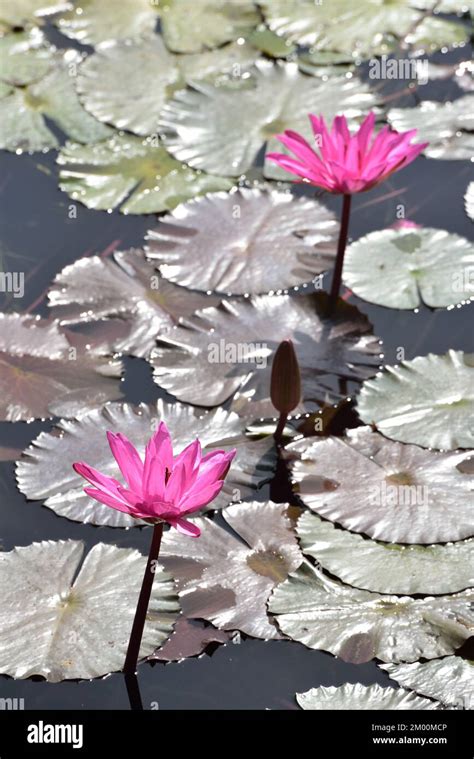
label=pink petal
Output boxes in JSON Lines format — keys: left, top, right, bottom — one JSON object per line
{"left": 169, "top": 518, "right": 201, "bottom": 537}
{"left": 73, "top": 462, "right": 128, "bottom": 504}
{"left": 178, "top": 479, "right": 225, "bottom": 514}
{"left": 143, "top": 421, "right": 173, "bottom": 499}
{"left": 106, "top": 431, "right": 143, "bottom": 492}
{"left": 84, "top": 487, "right": 141, "bottom": 517}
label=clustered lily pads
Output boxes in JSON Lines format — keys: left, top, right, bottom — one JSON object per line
{"left": 0, "top": 0, "right": 472, "bottom": 713}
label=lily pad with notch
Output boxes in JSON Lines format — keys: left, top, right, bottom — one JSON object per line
{"left": 0, "top": 539, "right": 179, "bottom": 681}
{"left": 16, "top": 400, "right": 276, "bottom": 527}
{"left": 145, "top": 188, "right": 339, "bottom": 296}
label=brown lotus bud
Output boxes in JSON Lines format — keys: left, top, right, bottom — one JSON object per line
{"left": 270, "top": 339, "right": 301, "bottom": 415}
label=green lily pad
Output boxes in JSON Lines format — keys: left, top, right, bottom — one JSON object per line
{"left": 160, "top": 60, "right": 378, "bottom": 177}
{"left": 388, "top": 96, "right": 474, "bottom": 160}
{"left": 57, "top": 133, "right": 232, "bottom": 214}
{"left": 296, "top": 683, "right": 441, "bottom": 710}
{"left": 248, "top": 26, "right": 297, "bottom": 57}
{"left": 17, "top": 400, "right": 276, "bottom": 527}
{"left": 0, "top": 0, "right": 71, "bottom": 32}
{"left": 258, "top": 0, "right": 468, "bottom": 56}
{"left": 0, "top": 29, "right": 54, "bottom": 86}
{"left": 343, "top": 227, "right": 474, "bottom": 309}
{"left": 0, "top": 49, "right": 111, "bottom": 153}
{"left": 287, "top": 426, "right": 473, "bottom": 543}
{"left": 356, "top": 351, "right": 474, "bottom": 450}
{"left": 145, "top": 188, "right": 339, "bottom": 295}
{"left": 56, "top": 0, "right": 159, "bottom": 46}
{"left": 298, "top": 511, "right": 474, "bottom": 594}
{"left": 269, "top": 562, "right": 474, "bottom": 663}
{"left": 158, "top": 0, "right": 261, "bottom": 53}
{"left": 381, "top": 657, "right": 474, "bottom": 710}
{"left": 0, "top": 539, "right": 179, "bottom": 681}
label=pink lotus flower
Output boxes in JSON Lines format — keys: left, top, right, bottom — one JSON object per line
{"left": 73, "top": 422, "right": 236, "bottom": 537}
{"left": 267, "top": 112, "right": 428, "bottom": 194}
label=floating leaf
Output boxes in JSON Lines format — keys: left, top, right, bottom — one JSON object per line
{"left": 343, "top": 227, "right": 474, "bottom": 309}
{"left": 48, "top": 249, "right": 218, "bottom": 358}
{"left": 296, "top": 683, "right": 441, "bottom": 710}
{"left": 149, "top": 294, "right": 381, "bottom": 419}
{"left": 77, "top": 38, "right": 259, "bottom": 137}
{"left": 57, "top": 133, "right": 232, "bottom": 214}
{"left": 0, "top": 0, "right": 71, "bottom": 31}
{"left": 381, "top": 657, "right": 474, "bottom": 710}
{"left": 0, "top": 48, "right": 111, "bottom": 153}
{"left": 160, "top": 60, "right": 378, "bottom": 177}
{"left": 145, "top": 189, "right": 338, "bottom": 295}
{"left": 160, "top": 501, "right": 303, "bottom": 639}
{"left": 17, "top": 400, "right": 276, "bottom": 527}
{"left": 0, "top": 29, "right": 54, "bottom": 86}
{"left": 297, "top": 50, "right": 355, "bottom": 78}
{"left": 258, "top": 0, "right": 467, "bottom": 56}
{"left": 298, "top": 511, "right": 474, "bottom": 594}
{"left": 269, "top": 562, "right": 474, "bottom": 663}
{"left": 158, "top": 0, "right": 260, "bottom": 53}
{"left": 151, "top": 617, "right": 230, "bottom": 662}
{"left": 465, "top": 183, "right": 474, "bottom": 221}
{"left": 0, "top": 313, "right": 123, "bottom": 422}
{"left": 248, "top": 27, "right": 297, "bottom": 57}
{"left": 357, "top": 351, "right": 474, "bottom": 450}
{"left": 388, "top": 97, "right": 474, "bottom": 160}
{"left": 288, "top": 427, "right": 473, "bottom": 543}
{"left": 0, "top": 539, "right": 179, "bottom": 681}
{"left": 56, "top": 0, "right": 159, "bottom": 46}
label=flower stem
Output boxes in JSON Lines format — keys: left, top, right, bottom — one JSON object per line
{"left": 327, "top": 193, "right": 352, "bottom": 315}
{"left": 274, "top": 411, "right": 288, "bottom": 445}
{"left": 123, "top": 523, "right": 163, "bottom": 675}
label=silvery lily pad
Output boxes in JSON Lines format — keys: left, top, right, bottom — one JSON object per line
{"left": 296, "top": 683, "right": 441, "bottom": 710}
{"left": 151, "top": 617, "right": 230, "bottom": 662}
{"left": 465, "top": 183, "right": 474, "bottom": 221}
{"left": 0, "top": 313, "right": 123, "bottom": 422}
{"left": 269, "top": 562, "right": 474, "bottom": 663}
{"left": 258, "top": 0, "right": 467, "bottom": 56}
{"left": 388, "top": 97, "right": 474, "bottom": 160}
{"left": 76, "top": 38, "right": 259, "bottom": 137}
{"left": 0, "top": 0, "right": 71, "bottom": 31}
{"left": 287, "top": 427, "right": 473, "bottom": 543}
{"left": 158, "top": 0, "right": 260, "bottom": 53}
{"left": 0, "top": 49, "right": 111, "bottom": 153}
{"left": 0, "top": 29, "right": 54, "bottom": 86}
{"left": 343, "top": 227, "right": 474, "bottom": 309}
{"left": 48, "top": 249, "right": 218, "bottom": 358}
{"left": 145, "top": 189, "right": 338, "bottom": 296}
{"left": 56, "top": 0, "right": 159, "bottom": 46}
{"left": 0, "top": 539, "right": 179, "bottom": 681}
{"left": 381, "top": 658, "right": 474, "bottom": 710}
{"left": 357, "top": 351, "right": 474, "bottom": 450}
{"left": 58, "top": 133, "right": 232, "bottom": 214}
{"left": 16, "top": 400, "right": 276, "bottom": 527}
{"left": 160, "top": 60, "right": 378, "bottom": 177}
{"left": 149, "top": 294, "right": 382, "bottom": 419}
{"left": 297, "top": 511, "right": 474, "bottom": 594}
{"left": 160, "top": 501, "right": 303, "bottom": 639}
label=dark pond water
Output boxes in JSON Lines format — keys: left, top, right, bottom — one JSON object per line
{"left": 0, "top": 26, "right": 472, "bottom": 709}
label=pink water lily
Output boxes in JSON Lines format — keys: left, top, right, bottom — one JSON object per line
{"left": 73, "top": 422, "right": 236, "bottom": 537}
{"left": 267, "top": 112, "right": 428, "bottom": 194}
